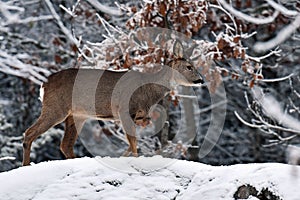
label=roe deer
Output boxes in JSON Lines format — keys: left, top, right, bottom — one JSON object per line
{"left": 22, "top": 41, "right": 203, "bottom": 166}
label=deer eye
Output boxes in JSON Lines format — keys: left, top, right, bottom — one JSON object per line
{"left": 187, "top": 66, "right": 193, "bottom": 71}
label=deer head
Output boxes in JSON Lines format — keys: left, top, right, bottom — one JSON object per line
{"left": 169, "top": 40, "right": 203, "bottom": 86}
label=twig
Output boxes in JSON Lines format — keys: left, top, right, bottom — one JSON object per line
{"left": 209, "top": 3, "right": 237, "bottom": 32}
{"left": 259, "top": 73, "right": 294, "bottom": 83}
{"left": 45, "top": 0, "right": 79, "bottom": 46}
{"left": 234, "top": 111, "right": 263, "bottom": 128}
{"left": 247, "top": 47, "right": 282, "bottom": 62}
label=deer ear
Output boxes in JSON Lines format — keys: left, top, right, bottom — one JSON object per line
{"left": 185, "top": 43, "right": 197, "bottom": 58}
{"left": 173, "top": 40, "right": 184, "bottom": 58}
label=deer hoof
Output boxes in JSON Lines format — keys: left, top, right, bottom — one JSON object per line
{"left": 132, "top": 153, "right": 138, "bottom": 157}
{"left": 122, "top": 151, "right": 131, "bottom": 157}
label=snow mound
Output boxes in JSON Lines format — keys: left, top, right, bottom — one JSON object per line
{"left": 0, "top": 156, "right": 299, "bottom": 200}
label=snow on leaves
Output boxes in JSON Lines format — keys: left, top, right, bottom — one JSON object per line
{"left": 126, "top": 0, "right": 208, "bottom": 38}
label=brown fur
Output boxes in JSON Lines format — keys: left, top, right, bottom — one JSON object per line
{"left": 22, "top": 43, "right": 202, "bottom": 166}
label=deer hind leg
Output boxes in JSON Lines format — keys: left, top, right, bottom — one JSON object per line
{"left": 124, "top": 110, "right": 150, "bottom": 157}
{"left": 122, "top": 132, "right": 136, "bottom": 157}
{"left": 23, "top": 113, "right": 65, "bottom": 166}
{"left": 60, "top": 115, "right": 86, "bottom": 159}
{"left": 125, "top": 134, "right": 138, "bottom": 157}
{"left": 119, "top": 110, "right": 138, "bottom": 157}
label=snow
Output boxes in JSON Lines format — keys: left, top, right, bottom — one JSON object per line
{"left": 39, "top": 84, "right": 44, "bottom": 102}
{"left": 0, "top": 156, "right": 299, "bottom": 200}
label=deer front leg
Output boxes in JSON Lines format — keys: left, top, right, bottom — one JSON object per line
{"left": 119, "top": 110, "right": 138, "bottom": 157}
{"left": 123, "top": 132, "right": 138, "bottom": 157}
{"left": 60, "top": 115, "right": 86, "bottom": 159}
{"left": 122, "top": 125, "right": 138, "bottom": 157}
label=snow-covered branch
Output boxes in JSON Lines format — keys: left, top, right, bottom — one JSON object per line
{"left": 1, "top": 15, "right": 54, "bottom": 26}
{"left": 260, "top": 73, "right": 294, "bottom": 83}
{"left": 253, "top": 14, "right": 300, "bottom": 53}
{"left": 0, "top": 1, "right": 24, "bottom": 22}
{"left": 0, "top": 51, "right": 51, "bottom": 85}
{"left": 252, "top": 87, "right": 300, "bottom": 132}
{"left": 266, "top": 0, "right": 299, "bottom": 17}
{"left": 209, "top": 3, "right": 237, "bottom": 32}
{"left": 218, "top": 0, "right": 279, "bottom": 24}
{"left": 235, "top": 87, "right": 300, "bottom": 145}
{"left": 0, "top": 157, "right": 15, "bottom": 161}
{"left": 246, "top": 47, "right": 282, "bottom": 62}
{"left": 45, "top": 0, "right": 79, "bottom": 46}
{"left": 235, "top": 110, "right": 300, "bottom": 135}
{"left": 86, "top": 0, "right": 122, "bottom": 16}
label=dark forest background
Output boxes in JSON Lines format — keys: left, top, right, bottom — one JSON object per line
{"left": 0, "top": 0, "right": 299, "bottom": 172}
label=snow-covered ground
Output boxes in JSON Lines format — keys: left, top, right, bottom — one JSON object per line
{"left": 0, "top": 156, "right": 299, "bottom": 200}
